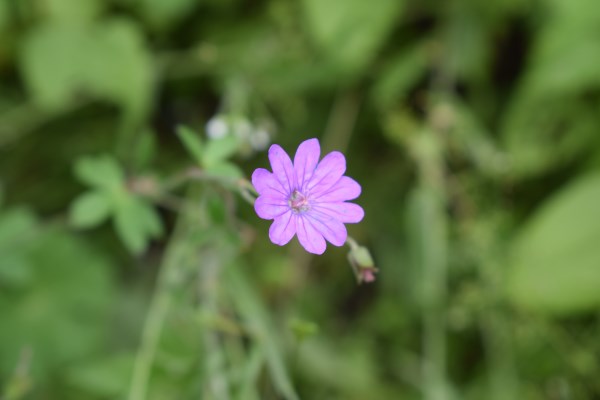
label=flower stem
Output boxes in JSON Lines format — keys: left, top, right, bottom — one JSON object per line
{"left": 345, "top": 236, "right": 359, "bottom": 250}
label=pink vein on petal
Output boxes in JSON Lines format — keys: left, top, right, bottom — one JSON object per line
{"left": 313, "top": 176, "right": 361, "bottom": 202}
{"left": 252, "top": 168, "right": 287, "bottom": 196}
{"left": 268, "top": 144, "right": 295, "bottom": 193}
{"left": 269, "top": 211, "right": 296, "bottom": 245}
{"left": 296, "top": 216, "right": 326, "bottom": 255}
{"left": 306, "top": 151, "right": 346, "bottom": 194}
{"left": 294, "top": 138, "right": 320, "bottom": 191}
{"left": 312, "top": 202, "right": 364, "bottom": 223}
{"left": 254, "top": 196, "right": 290, "bottom": 220}
{"left": 306, "top": 211, "right": 347, "bottom": 247}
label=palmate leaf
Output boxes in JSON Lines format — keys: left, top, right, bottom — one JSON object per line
{"left": 176, "top": 125, "right": 204, "bottom": 165}
{"left": 71, "top": 154, "right": 162, "bottom": 254}
{"left": 114, "top": 196, "right": 163, "bottom": 254}
{"left": 69, "top": 190, "right": 111, "bottom": 229}
{"left": 177, "top": 125, "right": 242, "bottom": 169}
{"left": 74, "top": 154, "right": 124, "bottom": 190}
{"left": 203, "top": 136, "right": 240, "bottom": 167}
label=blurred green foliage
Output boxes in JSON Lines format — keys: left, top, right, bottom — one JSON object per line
{"left": 1, "top": 0, "right": 600, "bottom": 399}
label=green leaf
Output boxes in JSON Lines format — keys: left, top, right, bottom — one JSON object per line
{"left": 535, "top": 0, "right": 600, "bottom": 93}
{"left": 0, "top": 254, "right": 32, "bottom": 288}
{"left": 176, "top": 125, "right": 204, "bottom": 165}
{"left": 86, "top": 19, "right": 153, "bottom": 119}
{"left": 302, "top": 0, "right": 402, "bottom": 78}
{"left": 20, "top": 20, "right": 152, "bottom": 118}
{"left": 203, "top": 135, "right": 240, "bottom": 167}
{"left": 114, "top": 197, "right": 162, "bottom": 254}
{"left": 501, "top": 0, "right": 600, "bottom": 177}
{"left": 20, "top": 24, "right": 86, "bottom": 110}
{"left": 205, "top": 162, "right": 244, "bottom": 180}
{"left": 69, "top": 191, "right": 111, "bottom": 229}
{"left": 0, "top": 208, "right": 37, "bottom": 245}
{"left": 405, "top": 184, "right": 447, "bottom": 308}
{"left": 66, "top": 353, "right": 134, "bottom": 398}
{"left": 138, "top": 0, "right": 199, "bottom": 31}
{"left": 74, "top": 155, "right": 124, "bottom": 189}
{"left": 42, "top": 0, "right": 104, "bottom": 25}
{"left": 0, "top": 226, "right": 115, "bottom": 377}
{"left": 0, "top": 208, "right": 36, "bottom": 288}
{"left": 372, "top": 44, "right": 428, "bottom": 109}
{"left": 507, "top": 173, "right": 600, "bottom": 315}
{"left": 502, "top": 99, "right": 598, "bottom": 177}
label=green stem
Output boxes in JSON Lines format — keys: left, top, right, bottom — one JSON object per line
{"left": 345, "top": 236, "right": 359, "bottom": 250}
{"left": 127, "top": 187, "right": 204, "bottom": 400}
{"left": 478, "top": 246, "right": 519, "bottom": 400}
{"left": 414, "top": 124, "right": 449, "bottom": 400}
{"left": 418, "top": 180, "right": 448, "bottom": 400}
{"left": 200, "top": 250, "right": 231, "bottom": 400}
{"left": 127, "top": 231, "right": 186, "bottom": 400}
{"left": 127, "top": 279, "right": 171, "bottom": 400}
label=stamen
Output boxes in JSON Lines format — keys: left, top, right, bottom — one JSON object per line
{"left": 289, "top": 190, "right": 310, "bottom": 213}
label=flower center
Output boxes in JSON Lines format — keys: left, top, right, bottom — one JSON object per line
{"left": 289, "top": 190, "right": 310, "bottom": 214}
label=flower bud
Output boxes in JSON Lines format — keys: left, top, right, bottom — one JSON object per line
{"left": 347, "top": 245, "right": 377, "bottom": 284}
{"left": 206, "top": 115, "right": 229, "bottom": 139}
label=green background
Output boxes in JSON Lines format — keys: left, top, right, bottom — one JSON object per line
{"left": 1, "top": 0, "right": 600, "bottom": 399}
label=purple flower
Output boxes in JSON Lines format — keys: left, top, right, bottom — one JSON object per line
{"left": 252, "top": 138, "right": 364, "bottom": 254}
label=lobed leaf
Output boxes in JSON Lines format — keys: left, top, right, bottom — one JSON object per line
{"left": 74, "top": 155, "right": 124, "bottom": 189}
{"left": 114, "top": 197, "right": 162, "bottom": 254}
{"left": 69, "top": 191, "right": 111, "bottom": 229}
{"left": 176, "top": 125, "right": 204, "bottom": 165}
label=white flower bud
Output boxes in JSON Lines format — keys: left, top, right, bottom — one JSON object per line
{"left": 233, "top": 118, "right": 253, "bottom": 139}
{"left": 206, "top": 115, "right": 229, "bottom": 139}
{"left": 249, "top": 128, "right": 270, "bottom": 151}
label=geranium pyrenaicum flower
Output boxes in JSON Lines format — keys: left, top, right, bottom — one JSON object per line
{"left": 252, "top": 138, "right": 364, "bottom": 255}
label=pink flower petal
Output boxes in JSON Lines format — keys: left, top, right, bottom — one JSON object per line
{"left": 306, "top": 211, "right": 347, "bottom": 246}
{"left": 294, "top": 138, "right": 320, "bottom": 190}
{"left": 253, "top": 138, "right": 364, "bottom": 255}
{"left": 361, "top": 268, "right": 377, "bottom": 283}
{"left": 255, "top": 195, "right": 289, "bottom": 220}
{"left": 306, "top": 151, "right": 346, "bottom": 194}
{"left": 268, "top": 144, "right": 295, "bottom": 193}
{"left": 312, "top": 202, "right": 364, "bottom": 223}
{"left": 252, "top": 168, "right": 286, "bottom": 197}
{"left": 314, "top": 176, "right": 361, "bottom": 202}
{"left": 296, "top": 216, "right": 326, "bottom": 254}
{"left": 269, "top": 211, "right": 296, "bottom": 245}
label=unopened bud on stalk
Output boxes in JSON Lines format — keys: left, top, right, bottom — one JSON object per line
{"left": 347, "top": 245, "right": 377, "bottom": 284}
